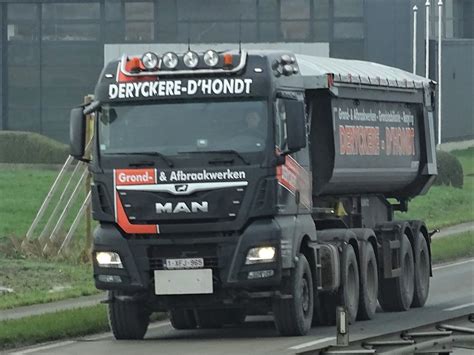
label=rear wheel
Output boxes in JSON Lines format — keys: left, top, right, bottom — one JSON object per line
{"left": 412, "top": 234, "right": 430, "bottom": 307}
{"left": 379, "top": 234, "right": 415, "bottom": 312}
{"left": 357, "top": 242, "right": 378, "bottom": 320}
{"left": 108, "top": 291, "right": 150, "bottom": 340}
{"left": 169, "top": 309, "right": 197, "bottom": 330}
{"left": 341, "top": 244, "right": 360, "bottom": 324}
{"left": 273, "top": 253, "right": 313, "bottom": 336}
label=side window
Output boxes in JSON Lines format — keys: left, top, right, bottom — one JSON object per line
{"left": 275, "top": 98, "right": 288, "bottom": 151}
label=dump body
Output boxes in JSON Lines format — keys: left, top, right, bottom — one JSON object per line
{"left": 296, "top": 55, "right": 437, "bottom": 199}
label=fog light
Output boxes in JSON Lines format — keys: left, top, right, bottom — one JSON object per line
{"left": 183, "top": 51, "right": 199, "bottom": 68}
{"left": 248, "top": 270, "right": 274, "bottom": 279}
{"left": 203, "top": 50, "right": 219, "bottom": 67}
{"left": 96, "top": 252, "right": 123, "bottom": 268}
{"left": 245, "top": 246, "right": 276, "bottom": 264}
{"left": 141, "top": 52, "right": 159, "bottom": 70}
{"left": 162, "top": 52, "right": 178, "bottom": 69}
{"left": 98, "top": 275, "right": 122, "bottom": 283}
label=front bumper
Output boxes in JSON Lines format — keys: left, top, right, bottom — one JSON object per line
{"left": 92, "top": 219, "right": 284, "bottom": 296}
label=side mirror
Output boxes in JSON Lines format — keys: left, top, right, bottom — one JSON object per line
{"left": 284, "top": 100, "right": 306, "bottom": 154}
{"left": 69, "top": 107, "right": 86, "bottom": 160}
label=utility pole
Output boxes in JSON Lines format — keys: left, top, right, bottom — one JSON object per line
{"left": 425, "top": 0, "right": 431, "bottom": 78}
{"left": 437, "top": 0, "right": 443, "bottom": 147}
{"left": 413, "top": 5, "right": 418, "bottom": 74}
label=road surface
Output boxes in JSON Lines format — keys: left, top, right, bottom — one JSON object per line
{"left": 11, "top": 259, "right": 474, "bottom": 355}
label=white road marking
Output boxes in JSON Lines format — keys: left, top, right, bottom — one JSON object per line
{"left": 288, "top": 336, "right": 336, "bottom": 350}
{"left": 433, "top": 258, "right": 474, "bottom": 270}
{"left": 444, "top": 302, "right": 474, "bottom": 311}
{"left": 10, "top": 340, "right": 76, "bottom": 354}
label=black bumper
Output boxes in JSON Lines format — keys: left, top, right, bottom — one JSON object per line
{"left": 92, "top": 219, "right": 285, "bottom": 297}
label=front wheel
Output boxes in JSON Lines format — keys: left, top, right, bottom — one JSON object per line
{"left": 273, "top": 253, "right": 313, "bottom": 336}
{"left": 169, "top": 309, "right": 197, "bottom": 330}
{"left": 108, "top": 291, "right": 150, "bottom": 340}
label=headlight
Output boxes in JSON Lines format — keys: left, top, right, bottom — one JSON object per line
{"left": 96, "top": 251, "right": 123, "bottom": 268}
{"left": 183, "top": 51, "right": 199, "bottom": 68}
{"left": 141, "top": 52, "right": 159, "bottom": 70}
{"left": 203, "top": 50, "right": 219, "bottom": 67}
{"left": 162, "top": 52, "right": 178, "bottom": 69}
{"left": 245, "top": 246, "right": 276, "bottom": 264}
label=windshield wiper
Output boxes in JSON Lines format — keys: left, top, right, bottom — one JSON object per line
{"left": 178, "top": 150, "right": 250, "bottom": 165}
{"left": 108, "top": 152, "right": 174, "bottom": 167}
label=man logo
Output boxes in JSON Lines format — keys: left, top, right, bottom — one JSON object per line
{"left": 175, "top": 184, "right": 188, "bottom": 192}
{"left": 156, "top": 201, "right": 209, "bottom": 214}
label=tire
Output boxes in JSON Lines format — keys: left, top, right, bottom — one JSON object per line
{"left": 341, "top": 244, "right": 360, "bottom": 324}
{"left": 412, "top": 234, "right": 430, "bottom": 307}
{"left": 195, "top": 309, "right": 225, "bottom": 329}
{"left": 357, "top": 242, "right": 378, "bottom": 320}
{"left": 273, "top": 253, "right": 313, "bottom": 336}
{"left": 378, "top": 234, "right": 415, "bottom": 312}
{"left": 108, "top": 291, "right": 150, "bottom": 340}
{"left": 169, "top": 309, "right": 197, "bottom": 330}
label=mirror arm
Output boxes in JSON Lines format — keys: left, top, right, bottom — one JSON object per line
{"left": 83, "top": 100, "right": 101, "bottom": 115}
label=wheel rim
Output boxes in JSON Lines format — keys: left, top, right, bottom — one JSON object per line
{"left": 301, "top": 276, "right": 310, "bottom": 315}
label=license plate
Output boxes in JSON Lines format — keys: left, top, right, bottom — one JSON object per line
{"left": 165, "top": 258, "right": 204, "bottom": 269}
{"left": 154, "top": 269, "right": 213, "bottom": 295}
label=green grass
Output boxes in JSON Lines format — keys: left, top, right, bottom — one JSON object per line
{"left": 396, "top": 147, "right": 474, "bottom": 229}
{"left": 0, "top": 305, "right": 109, "bottom": 350}
{"left": 0, "top": 258, "right": 98, "bottom": 310}
{"left": 0, "top": 167, "right": 60, "bottom": 239}
{"left": 431, "top": 231, "right": 474, "bottom": 264}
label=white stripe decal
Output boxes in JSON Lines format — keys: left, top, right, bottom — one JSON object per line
{"left": 117, "top": 181, "right": 248, "bottom": 195}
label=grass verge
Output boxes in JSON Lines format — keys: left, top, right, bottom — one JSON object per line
{"left": 0, "top": 306, "right": 167, "bottom": 351}
{"left": 431, "top": 231, "right": 474, "bottom": 264}
{"left": 0, "top": 258, "right": 98, "bottom": 310}
{"left": 396, "top": 147, "right": 473, "bottom": 229}
{"left": 0, "top": 305, "right": 109, "bottom": 351}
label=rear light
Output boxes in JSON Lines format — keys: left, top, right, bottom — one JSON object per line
{"left": 327, "top": 73, "right": 335, "bottom": 88}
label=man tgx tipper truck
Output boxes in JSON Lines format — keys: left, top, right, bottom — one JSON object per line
{"left": 70, "top": 49, "right": 437, "bottom": 338}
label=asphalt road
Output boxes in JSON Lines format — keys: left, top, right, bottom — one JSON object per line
{"left": 11, "top": 259, "right": 474, "bottom": 355}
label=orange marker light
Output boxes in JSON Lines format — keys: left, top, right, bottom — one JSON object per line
{"left": 223, "top": 53, "right": 233, "bottom": 67}
{"left": 126, "top": 57, "right": 142, "bottom": 73}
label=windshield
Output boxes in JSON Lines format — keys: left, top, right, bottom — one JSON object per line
{"left": 98, "top": 100, "right": 268, "bottom": 156}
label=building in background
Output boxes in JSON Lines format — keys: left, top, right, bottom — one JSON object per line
{"left": 0, "top": 0, "right": 472, "bottom": 142}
